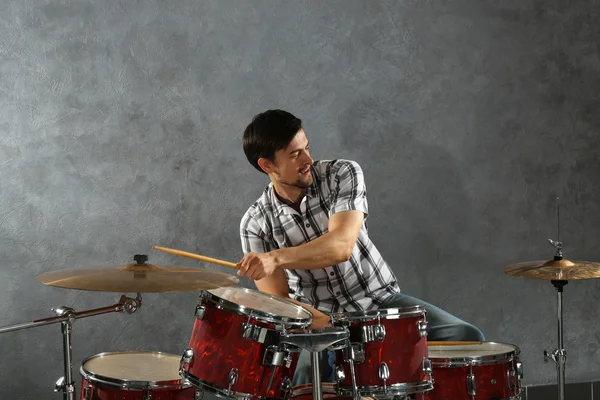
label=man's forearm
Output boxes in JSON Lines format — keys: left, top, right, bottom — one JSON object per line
{"left": 271, "top": 230, "right": 354, "bottom": 270}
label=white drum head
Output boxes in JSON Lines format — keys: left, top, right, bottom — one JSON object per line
{"left": 428, "top": 342, "right": 519, "bottom": 366}
{"left": 81, "top": 351, "right": 186, "bottom": 388}
{"left": 208, "top": 287, "right": 312, "bottom": 322}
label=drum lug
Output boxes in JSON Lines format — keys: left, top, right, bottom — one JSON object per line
{"left": 335, "top": 364, "right": 346, "bottom": 384}
{"left": 194, "top": 388, "right": 204, "bottom": 400}
{"left": 263, "top": 345, "right": 285, "bottom": 367}
{"left": 195, "top": 304, "right": 206, "bottom": 320}
{"left": 242, "top": 322, "right": 268, "bottom": 343}
{"left": 180, "top": 348, "right": 194, "bottom": 372}
{"left": 227, "top": 367, "right": 239, "bottom": 395}
{"left": 143, "top": 394, "right": 153, "bottom": 400}
{"left": 281, "top": 376, "right": 292, "bottom": 400}
{"left": 422, "top": 358, "right": 433, "bottom": 376}
{"left": 418, "top": 320, "right": 428, "bottom": 338}
{"left": 507, "top": 367, "right": 519, "bottom": 392}
{"left": 467, "top": 370, "right": 476, "bottom": 397}
{"left": 516, "top": 360, "right": 524, "bottom": 380}
{"left": 378, "top": 361, "right": 390, "bottom": 391}
{"left": 343, "top": 342, "right": 365, "bottom": 364}
{"left": 82, "top": 384, "right": 93, "bottom": 400}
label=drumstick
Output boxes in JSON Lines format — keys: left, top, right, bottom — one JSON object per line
{"left": 152, "top": 245, "right": 239, "bottom": 269}
{"left": 427, "top": 341, "right": 482, "bottom": 346}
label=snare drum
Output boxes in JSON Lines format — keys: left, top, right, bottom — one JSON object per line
{"left": 330, "top": 306, "right": 433, "bottom": 398}
{"left": 180, "top": 287, "right": 313, "bottom": 399}
{"left": 425, "top": 342, "right": 523, "bottom": 400}
{"left": 80, "top": 351, "right": 198, "bottom": 399}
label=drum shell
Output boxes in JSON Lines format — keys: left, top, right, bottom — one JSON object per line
{"left": 424, "top": 342, "right": 522, "bottom": 400}
{"left": 332, "top": 307, "right": 431, "bottom": 396}
{"left": 182, "top": 295, "right": 302, "bottom": 399}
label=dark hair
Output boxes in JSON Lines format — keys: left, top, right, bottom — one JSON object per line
{"left": 242, "top": 109, "right": 303, "bottom": 173}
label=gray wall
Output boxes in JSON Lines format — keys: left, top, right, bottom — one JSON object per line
{"left": 1, "top": 0, "right": 600, "bottom": 398}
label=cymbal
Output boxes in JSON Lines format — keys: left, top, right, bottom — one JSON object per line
{"left": 503, "top": 258, "right": 600, "bottom": 280}
{"left": 37, "top": 255, "right": 239, "bottom": 293}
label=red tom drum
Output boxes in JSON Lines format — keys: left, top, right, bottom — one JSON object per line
{"left": 330, "top": 306, "right": 433, "bottom": 398}
{"left": 180, "top": 287, "right": 312, "bottom": 399}
{"left": 425, "top": 342, "right": 523, "bottom": 400}
{"left": 80, "top": 351, "right": 198, "bottom": 399}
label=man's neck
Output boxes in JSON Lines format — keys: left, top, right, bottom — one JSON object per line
{"left": 272, "top": 184, "right": 306, "bottom": 207}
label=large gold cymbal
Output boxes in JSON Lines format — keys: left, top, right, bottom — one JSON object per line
{"left": 37, "top": 256, "right": 239, "bottom": 293}
{"left": 503, "top": 259, "right": 600, "bottom": 281}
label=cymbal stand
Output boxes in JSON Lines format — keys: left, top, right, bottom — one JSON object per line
{"left": 544, "top": 234, "right": 566, "bottom": 400}
{"left": 0, "top": 293, "right": 143, "bottom": 400}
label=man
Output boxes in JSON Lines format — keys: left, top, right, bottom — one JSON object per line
{"left": 237, "top": 109, "right": 484, "bottom": 385}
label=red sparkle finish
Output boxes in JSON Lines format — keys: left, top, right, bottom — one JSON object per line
{"left": 424, "top": 358, "right": 521, "bottom": 399}
{"left": 182, "top": 299, "right": 299, "bottom": 399}
{"left": 333, "top": 311, "right": 429, "bottom": 391}
{"left": 80, "top": 377, "right": 196, "bottom": 399}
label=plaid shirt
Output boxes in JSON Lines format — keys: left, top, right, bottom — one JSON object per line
{"left": 240, "top": 159, "right": 400, "bottom": 313}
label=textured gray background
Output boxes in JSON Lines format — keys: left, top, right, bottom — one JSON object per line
{"left": 1, "top": 0, "right": 600, "bottom": 398}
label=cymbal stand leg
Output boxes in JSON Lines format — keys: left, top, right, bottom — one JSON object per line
{"left": 53, "top": 307, "right": 76, "bottom": 400}
{"left": 311, "top": 352, "right": 322, "bottom": 400}
{"left": 544, "top": 280, "right": 567, "bottom": 400}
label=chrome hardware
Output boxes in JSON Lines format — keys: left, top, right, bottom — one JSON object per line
{"left": 263, "top": 346, "right": 285, "bottom": 367}
{"left": 379, "top": 362, "right": 390, "bottom": 390}
{"left": 343, "top": 342, "right": 365, "bottom": 364}
{"left": 242, "top": 322, "right": 268, "bottom": 343}
{"left": 143, "top": 394, "right": 153, "bottom": 400}
{"left": 467, "top": 372, "right": 476, "bottom": 397}
{"left": 194, "top": 389, "right": 204, "bottom": 400}
{"left": 195, "top": 304, "right": 206, "bottom": 320}
{"left": 491, "top": 378, "right": 497, "bottom": 384}
{"left": 82, "top": 385, "right": 93, "bottom": 400}
{"left": 335, "top": 365, "right": 346, "bottom": 383}
{"left": 227, "top": 368, "right": 239, "bottom": 394}
{"left": 360, "top": 324, "right": 386, "bottom": 342}
{"left": 517, "top": 361, "right": 524, "bottom": 380}
{"left": 422, "top": 358, "right": 432, "bottom": 375}
{"left": 281, "top": 376, "right": 292, "bottom": 400}
{"left": 418, "top": 320, "right": 428, "bottom": 338}
{"left": 54, "top": 376, "right": 65, "bottom": 393}
{"left": 180, "top": 348, "right": 194, "bottom": 372}
{"left": 284, "top": 351, "right": 293, "bottom": 368}
{"left": 508, "top": 368, "right": 518, "bottom": 392}
{"left": 279, "top": 326, "right": 349, "bottom": 353}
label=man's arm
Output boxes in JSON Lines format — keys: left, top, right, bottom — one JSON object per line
{"left": 255, "top": 268, "right": 332, "bottom": 329}
{"left": 237, "top": 209, "right": 364, "bottom": 280}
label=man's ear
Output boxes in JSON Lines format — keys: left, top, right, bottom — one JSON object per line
{"left": 257, "top": 157, "right": 274, "bottom": 174}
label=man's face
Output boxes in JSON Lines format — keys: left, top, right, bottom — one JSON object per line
{"left": 269, "top": 129, "right": 314, "bottom": 189}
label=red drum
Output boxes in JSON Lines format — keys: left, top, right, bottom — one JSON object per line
{"left": 80, "top": 351, "right": 198, "bottom": 399}
{"left": 330, "top": 306, "right": 433, "bottom": 398}
{"left": 180, "top": 287, "right": 312, "bottom": 399}
{"left": 292, "top": 383, "right": 376, "bottom": 399}
{"left": 425, "top": 342, "right": 523, "bottom": 400}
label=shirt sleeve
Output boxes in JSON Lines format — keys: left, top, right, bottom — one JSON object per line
{"left": 329, "top": 160, "right": 369, "bottom": 217}
{"left": 240, "top": 211, "right": 276, "bottom": 254}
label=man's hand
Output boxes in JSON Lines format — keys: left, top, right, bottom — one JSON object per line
{"left": 237, "top": 252, "right": 278, "bottom": 280}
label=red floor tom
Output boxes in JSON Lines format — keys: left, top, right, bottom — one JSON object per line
{"left": 425, "top": 342, "right": 523, "bottom": 399}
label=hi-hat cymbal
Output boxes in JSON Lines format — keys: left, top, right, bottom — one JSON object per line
{"left": 503, "top": 259, "right": 600, "bottom": 281}
{"left": 37, "top": 255, "right": 239, "bottom": 293}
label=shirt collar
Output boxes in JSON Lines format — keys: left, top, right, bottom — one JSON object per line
{"left": 269, "top": 165, "right": 318, "bottom": 216}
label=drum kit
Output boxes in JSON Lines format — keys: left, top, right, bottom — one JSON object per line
{"left": 2, "top": 225, "right": 600, "bottom": 400}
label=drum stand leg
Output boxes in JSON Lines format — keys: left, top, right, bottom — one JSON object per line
{"left": 311, "top": 352, "right": 323, "bottom": 400}
{"left": 54, "top": 308, "right": 76, "bottom": 400}
{"left": 544, "top": 280, "right": 567, "bottom": 400}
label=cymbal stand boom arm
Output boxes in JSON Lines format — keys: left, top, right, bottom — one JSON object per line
{"left": 0, "top": 293, "right": 142, "bottom": 400}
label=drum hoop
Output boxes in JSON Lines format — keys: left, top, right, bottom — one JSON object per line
{"left": 337, "top": 379, "right": 433, "bottom": 396}
{"left": 330, "top": 305, "right": 425, "bottom": 322}
{"left": 80, "top": 351, "right": 191, "bottom": 390}
{"left": 428, "top": 341, "right": 521, "bottom": 367}
{"left": 203, "top": 288, "right": 312, "bottom": 327}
